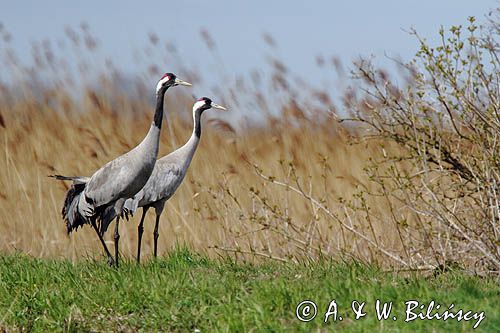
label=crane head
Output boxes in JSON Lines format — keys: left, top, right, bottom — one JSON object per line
{"left": 156, "top": 73, "right": 192, "bottom": 95}
{"left": 193, "top": 97, "right": 227, "bottom": 113}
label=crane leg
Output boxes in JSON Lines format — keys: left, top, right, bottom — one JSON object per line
{"left": 90, "top": 219, "right": 114, "bottom": 266}
{"left": 136, "top": 208, "right": 148, "bottom": 264}
{"left": 153, "top": 214, "right": 161, "bottom": 258}
{"left": 114, "top": 217, "right": 120, "bottom": 267}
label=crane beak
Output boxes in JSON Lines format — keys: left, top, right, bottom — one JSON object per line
{"left": 174, "top": 78, "right": 192, "bottom": 87}
{"left": 211, "top": 103, "right": 227, "bottom": 111}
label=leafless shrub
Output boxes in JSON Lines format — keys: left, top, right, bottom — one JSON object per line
{"left": 341, "top": 16, "right": 499, "bottom": 275}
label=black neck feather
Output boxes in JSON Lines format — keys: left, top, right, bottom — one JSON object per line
{"left": 194, "top": 111, "right": 202, "bottom": 138}
{"left": 154, "top": 88, "right": 167, "bottom": 128}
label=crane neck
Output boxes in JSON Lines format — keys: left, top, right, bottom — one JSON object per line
{"left": 153, "top": 88, "right": 167, "bottom": 128}
{"left": 178, "top": 108, "right": 202, "bottom": 165}
{"left": 166, "top": 107, "right": 205, "bottom": 171}
{"left": 134, "top": 87, "right": 168, "bottom": 159}
{"left": 193, "top": 108, "right": 203, "bottom": 138}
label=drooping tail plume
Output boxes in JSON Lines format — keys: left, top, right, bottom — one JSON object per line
{"left": 62, "top": 183, "right": 88, "bottom": 233}
{"left": 49, "top": 175, "right": 89, "bottom": 233}
{"left": 49, "top": 175, "right": 90, "bottom": 184}
{"left": 96, "top": 205, "right": 118, "bottom": 236}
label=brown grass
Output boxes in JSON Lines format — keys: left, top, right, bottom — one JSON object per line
{"left": 7, "top": 23, "right": 493, "bottom": 271}
{"left": 0, "top": 84, "right": 407, "bottom": 264}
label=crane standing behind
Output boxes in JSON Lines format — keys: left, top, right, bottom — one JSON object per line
{"left": 124, "top": 97, "right": 227, "bottom": 263}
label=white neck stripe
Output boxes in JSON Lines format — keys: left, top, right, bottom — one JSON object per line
{"left": 156, "top": 76, "right": 170, "bottom": 94}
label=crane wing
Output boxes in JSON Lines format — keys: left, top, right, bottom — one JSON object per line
{"left": 124, "top": 162, "right": 183, "bottom": 213}
{"left": 147, "top": 162, "right": 184, "bottom": 203}
{"left": 84, "top": 152, "right": 140, "bottom": 208}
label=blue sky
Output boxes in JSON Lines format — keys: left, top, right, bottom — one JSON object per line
{"left": 1, "top": 0, "right": 497, "bottom": 97}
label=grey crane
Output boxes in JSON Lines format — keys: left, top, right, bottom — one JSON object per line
{"left": 123, "top": 97, "right": 226, "bottom": 263}
{"left": 51, "top": 73, "right": 192, "bottom": 266}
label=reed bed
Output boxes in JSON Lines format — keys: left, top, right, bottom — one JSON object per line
{"left": 0, "top": 14, "right": 497, "bottom": 275}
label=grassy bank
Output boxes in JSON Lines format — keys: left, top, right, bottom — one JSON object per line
{"left": 0, "top": 248, "right": 497, "bottom": 332}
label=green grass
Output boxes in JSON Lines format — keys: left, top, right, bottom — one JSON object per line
{"left": 0, "top": 248, "right": 498, "bottom": 332}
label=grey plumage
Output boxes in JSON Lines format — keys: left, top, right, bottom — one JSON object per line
{"left": 124, "top": 162, "right": 183, "bottom": 214}
{"left": 51, "top": 175, "right": 90, "bottom": 184}
{"left": 123, "top": 97, "right": 227, "bottom": 263}
{"left": 51, "top": 73, "right": 192, "bottom": 266}
{"left": 52, "top": 175, "right": 88, "bottom": 233}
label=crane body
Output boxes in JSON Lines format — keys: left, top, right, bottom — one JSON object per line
{"left": 124, "top": 97, "right": 227, "bottom": 262}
